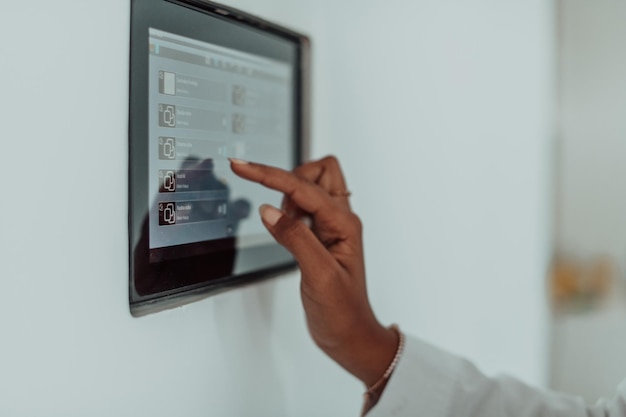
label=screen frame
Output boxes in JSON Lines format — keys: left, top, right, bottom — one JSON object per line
{"left": 129, "top": 0, "right": 310, "bottom": 316}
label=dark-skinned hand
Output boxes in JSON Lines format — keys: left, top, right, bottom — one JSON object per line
{"left": 230, "top": 156, "right": 398, "bottom": 388}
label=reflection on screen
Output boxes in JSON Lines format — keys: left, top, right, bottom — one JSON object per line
{"left": 148, "top": 28, "right": 293, "bottom": 251}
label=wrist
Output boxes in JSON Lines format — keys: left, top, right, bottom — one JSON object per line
{"left": 323, "top": 319, "right": 399, "bottom": 387}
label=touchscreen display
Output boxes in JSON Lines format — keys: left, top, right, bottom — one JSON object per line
{"left": 129, "top": 0, "right": 307, "bottom": 315}
{"left": 148, "top": 28, "right": 292, "bottom": 253}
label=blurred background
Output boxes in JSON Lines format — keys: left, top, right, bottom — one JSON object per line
{"left": 0, "top": 0, "right": 624, "bottom": 415}
{"left": 550, "top": 0, "right": 626, "bottom": 401}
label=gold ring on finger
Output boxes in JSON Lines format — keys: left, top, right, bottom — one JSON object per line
{"left": 329, "top": 190, "right": 352, "bottom": 197}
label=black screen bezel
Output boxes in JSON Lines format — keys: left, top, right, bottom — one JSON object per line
{"left": 129, "top": 0, "right": 309, "bottom": 316}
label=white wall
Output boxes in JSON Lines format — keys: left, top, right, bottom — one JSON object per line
{"left": 0, "top": 0, "right": 554, "bottom": 415}
{"left": 315, "top": 0, "right": 555, "bottom": 385}
{"left": 0, "top": 2, "right": 352, "bottom": 416}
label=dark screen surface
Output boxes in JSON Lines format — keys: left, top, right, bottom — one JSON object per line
{"left": 129, "top": 0, "right": 308, "bottom": 316}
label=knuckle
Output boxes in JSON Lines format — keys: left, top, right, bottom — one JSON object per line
{"left": 330, "top": 211, "right": 362, "bottom": 235}
{"left": 350, "top": 213, "right": 363, "bottom": 231}
{"left": 343, "top": 212, "right": 362, "bottom": 232}
{"left": 321, "top": 155, "right": 339, "bottom": 167}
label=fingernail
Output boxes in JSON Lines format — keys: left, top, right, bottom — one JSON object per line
{"left": 259, "top": 204, "right": 283, "bottom": 226}
{"left": 229, "top": 158, "right": 249, "bottom": 165}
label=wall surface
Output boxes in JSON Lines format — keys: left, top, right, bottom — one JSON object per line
{"left": 0, "top": 0, "right": 554, "bottom": 415}
{"left": 314, "top": 0, "right": 555, "bottom": 385}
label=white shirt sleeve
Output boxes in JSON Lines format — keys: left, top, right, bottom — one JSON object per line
{"left": 368, "top": 336, "right": 626, "bottom": 417}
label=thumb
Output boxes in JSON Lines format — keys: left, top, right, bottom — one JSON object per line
{"left": 259, "top": 204, "right": 337, "bottom": 274}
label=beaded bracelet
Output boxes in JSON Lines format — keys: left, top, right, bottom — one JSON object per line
{"left": 364, "top": 325, "right": 405, "bottom": 407}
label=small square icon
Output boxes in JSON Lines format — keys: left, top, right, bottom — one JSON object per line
{"left": 159, "top": 137, "right": 176, "bottom": 160}
{"left": 159, "top": 202, "right": 176, "bottom": 225}
{"left": 232, "top": 85, "right": 245, "bottom": 106}
{"left": 159, "top": 71, "right": 176, "bottom": 95}
{"left": 159, "top": 170, "right": 176, "bottom": 193}
{"left": 159, "top": 104, "right": 176, "bottom": 127}
{"left": 232, "top": 113, "right": 245, "bottom": 134}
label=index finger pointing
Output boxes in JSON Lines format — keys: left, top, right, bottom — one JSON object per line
{"left": 230, "top": 159, "right": 335, "bottom": 215}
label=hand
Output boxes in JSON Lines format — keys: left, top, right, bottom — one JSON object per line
{"left": 230, "top": 156, "right": 398, "bottom": 387}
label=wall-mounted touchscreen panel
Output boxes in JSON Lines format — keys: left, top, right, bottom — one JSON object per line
{"left": 129, "top": 0, "right": 309, "bottom": 316}
{"left": 149, "top": 28, "right": 292, "bottom": 251}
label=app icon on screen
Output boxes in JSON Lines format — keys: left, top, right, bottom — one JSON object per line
{"left": 159, "top": 137, "right": 176, "bottom": 160}
{"left": 159, "top": 71, "right": 176, "bottom": 95}
{"left": 159, "top": 104, "right": 176, "bottom": 127}
{"left": 159, "top": 202, "right": 176, "bottom": 226}
{"left": 159, "top": 170, "right": 176, "bottom": 193}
